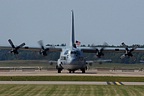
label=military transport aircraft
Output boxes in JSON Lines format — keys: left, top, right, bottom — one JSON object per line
{"left": 1, "top": 10, "right": 144, "bottom": 73}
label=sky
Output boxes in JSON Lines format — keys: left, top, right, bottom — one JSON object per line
{"left": 0, "top": 0, "right": 144, "bottom": 47}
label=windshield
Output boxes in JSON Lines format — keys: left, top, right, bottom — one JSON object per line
{"left": 71, "top": 51, "right": 80, "bottom": 56}
{"left": 64, "top": 50, "right": 69, "bottom": 55}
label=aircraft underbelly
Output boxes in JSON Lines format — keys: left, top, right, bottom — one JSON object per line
{"left": 62, "top": 62, "right": 86, "bottom": 70}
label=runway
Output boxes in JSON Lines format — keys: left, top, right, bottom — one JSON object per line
{"left": 0, "top": 81, "right": 144, "bottom": 85}
{"left": 0, "top": 70, "right": 143, "bottom": 85}
{"left": 0, "top": 69, "right": 144, "bottom": 77}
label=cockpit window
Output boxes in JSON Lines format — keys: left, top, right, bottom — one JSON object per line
{"left": 64, "top": 50, "right": 69, "bottom": 55}
{"left": 61, "top": 56, "right": 66, "bottom": 60}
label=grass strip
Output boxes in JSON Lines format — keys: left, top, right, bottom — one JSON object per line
{"left": 0, "top": 85, "right": 144, "bottom": 96}
{"left": 0, "top": 76, "right": 143, "bottom": 82}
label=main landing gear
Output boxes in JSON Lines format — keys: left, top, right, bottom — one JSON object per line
{"left": 81, "top": 68, "right": 85, "bottom": 73}
{"left": 81, "top": 66, "right": 87, "bottom": 73}
{"left": 56, "top": 65, "right": 63, "bottom": 73}
{"left": 68, "top": 69, "right": 86, "bottom": 73}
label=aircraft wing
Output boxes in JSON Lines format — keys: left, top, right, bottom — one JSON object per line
{"left": 80, "top": 47, "right": 118, "bottom": 53}
{"left": 0, "top": 45, "right": 62, "bottom": 56}
{"left": 86, "top": 59, "right": 112, "bottom": 65}
{"left": 24, "top": 46, "right": 62, "bottom": 52}
{"left": 0, "top": 39, "right": 63, "bottom": 55}
{"left": 80, "top": 46, "right": 144, "bottom": 59}
{"left": 0, "top": 46, "right": 28, "bottom": 50}
{"left": 80, "top": 47, "right": 144, "bottom": 53}
{"left": 49, "top": 60, "right": 57, "bottom": 65}
{"left": 0, "top": 46, "right": 62, "bottom": 52}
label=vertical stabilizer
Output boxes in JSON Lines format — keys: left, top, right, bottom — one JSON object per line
{"left": 70, "top": 10, "right": 76, "bottom": 48}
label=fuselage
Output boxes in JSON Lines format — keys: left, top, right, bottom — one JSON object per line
{"left": 57, "top": 48, "right": 87, "bottom": 72}
{"left": 56, "top": 11, "right": 87, "bottom": 73}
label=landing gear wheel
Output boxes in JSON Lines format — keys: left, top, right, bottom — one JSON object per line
{"left": 72, "top": 70, "right": 75, "bottom": 73}
{"left": 58, "top": 69, "right": 62, "bottom": 73}
{"left": 69, "top": 70, "right": 75, "bottom": 73}
{"left": 81, "top": 69, "right": 85, "bottom": 73}
{"left": 69, "top": 70, "right": 71, "bottom": 73}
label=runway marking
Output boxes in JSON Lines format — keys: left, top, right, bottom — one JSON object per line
{"left": 107, "top": 81, "right": 124, "bottom": 85}
{"left": 0, "top": 81, "right": 143, "bottom": 85}
{"left": 114, "top": 82, "right": 121, "bottom": 85}
{"left": 106, "top": 81, "right": 111, "bottom": 85}
{"left": 119, "top": 82, "right": 124, "bottom": 85}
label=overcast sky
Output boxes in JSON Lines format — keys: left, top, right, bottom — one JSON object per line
{"left": 0, "top": 0, "right": 144, "bottom": 47}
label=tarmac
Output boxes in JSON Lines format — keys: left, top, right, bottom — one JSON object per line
{"left": 0, "top": 69, "right": 143, "bottom": 85}
{"left": 0, "top": 81, "right": 143, "bottom": 85}
{"left": 0, "top": 69, "right": 143, "bottom": 77}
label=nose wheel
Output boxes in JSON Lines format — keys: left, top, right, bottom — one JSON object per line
{"left": 57, "top": 68, "right": 62, "bottom": 73}
{"left": 56, "top": 65, "right": 63, "bottom": 73}
{"left": 69, "top": 70, "right": 75, "bottom": 73}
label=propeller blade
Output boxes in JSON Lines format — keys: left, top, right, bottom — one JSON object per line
{"left": 45, "top": 48, "right": 49, "bottom": 51}
{"left": 16, "top": 43, "right": 25, "bottom": 50}
{"left": 103, "top": 42, "right": 109, "bottom": 47}
{"left": 120, "top": 42, "right": 138, "bottom": 59}
{"left": 96, "top": 48, "right": 104, "bottom": 58}
{"left": 38, "top": 40, "right": 45, "bottom": 50}
{"left": 126, "top": 47, "right": 129, "bottom": 51}
{"left": 100, "top": 48, "right": 104, "bottom": 52}
{"left": 121, "top": 42, "right": 127, "bottom": 47}
{"left": 120, "top": 54, "right": 126, "bottom": 59}
{"left": 132, "top": 45, "right": 139, "bottom": 50}
{"left": 129, "top": 49, "right": 134, "bottom": 53}
{"left": 8, "top": 39, "right": 26, "bottom": 55}
{"left": 128, "top": 45, "right": 139, "bottom": 54}
{"left": 38, "top": 40, "right": 49, "bottom": 56}
{"left": 8, "top": 39, "right": 15, "bottom": 48}
{"left": 19, "top": 43, "right": 25, "bottom": 48}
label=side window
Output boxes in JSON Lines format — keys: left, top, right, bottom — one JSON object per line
{"left": 61, "top": 56, "right": 66, "bottom": 60}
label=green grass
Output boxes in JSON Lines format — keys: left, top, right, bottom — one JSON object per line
{"left": 0, "top": 76, "right": 144, "bottom": 82}
{"left": 0, "top": 84, "right": 143, "bottom": 96}
{"left": 0, "top": 60, "right": 143, "bottom": 95}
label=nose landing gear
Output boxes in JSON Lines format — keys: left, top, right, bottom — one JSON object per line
{"left": 69, "top": 70, "right": 75, "bottom": 73}
{"left": 56, "top": 65, "right": 63, "bottom": 73}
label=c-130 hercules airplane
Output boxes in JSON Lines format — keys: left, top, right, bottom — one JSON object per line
{"left": 1, "top": 10, "right": 144, "bottom": 73}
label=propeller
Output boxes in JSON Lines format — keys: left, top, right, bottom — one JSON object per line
{"left": 120, "top": 42, "right": 138, "bottom": 59}
{"left": 94, "top": 42, "right": 108, "bottom": 58}
{"left": 96, "top": 48, "right": 104, "bottom": 58}
{"left": 8, "top": 39, "right": 25, "bottom": 55}
{"left": 38, "top": 40, "right": 49, "bottom": 56}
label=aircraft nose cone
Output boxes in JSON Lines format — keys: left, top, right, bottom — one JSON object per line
{"left": 69, "top": 58, "right": 77, "bottom": 64}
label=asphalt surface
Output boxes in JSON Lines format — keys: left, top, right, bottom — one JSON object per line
{"left": 0, "top": 81, "right": 144, "bottom": 85}
{"left": 0, "top": 70, "right": 144, "bottom": 77}
{"left": 0, "top": 70, "right": 143, "bottom": 85}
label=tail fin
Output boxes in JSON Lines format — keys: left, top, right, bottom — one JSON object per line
{"left": 70, "top": 10, "right": 76, "bottom": 48}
